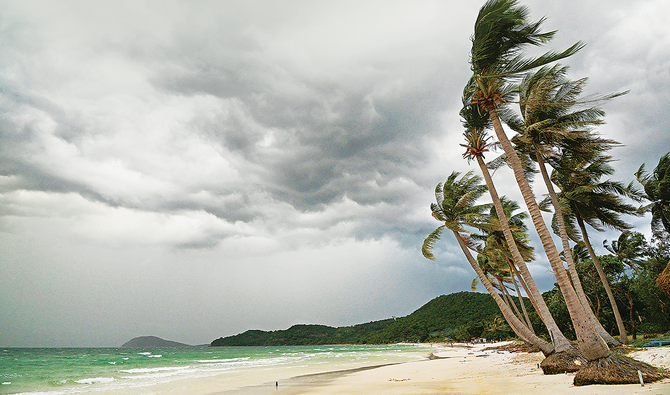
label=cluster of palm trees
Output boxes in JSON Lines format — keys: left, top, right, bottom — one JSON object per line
{"left": 422, "top": 0, "right": 668, "bottom": 371}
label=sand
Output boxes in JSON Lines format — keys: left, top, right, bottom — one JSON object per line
{"left": 232, "top": 343, "right": 670, "bottom": 395}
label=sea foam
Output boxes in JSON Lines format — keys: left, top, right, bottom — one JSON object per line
{"left": 196, "top": 357, "right": 250, "bottom": 363}
{"left": 74, "top": 377, "right": 116, "bottom": 384}
{"left": 120, "top": 366, "right": 189, "bottom": 374}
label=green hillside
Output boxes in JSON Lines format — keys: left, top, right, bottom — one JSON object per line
{"left": 211, "top": 291, "right": 519, "bottom": 346}
{"left": 363, "top": 291, "right": 510, "bottom": 343}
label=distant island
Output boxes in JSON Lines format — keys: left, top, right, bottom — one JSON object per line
{"left": 122, "top": 336, "right": 192, "bottom": 348}
{"left": 211, "top": 292, "right": 522, "bottom": 346}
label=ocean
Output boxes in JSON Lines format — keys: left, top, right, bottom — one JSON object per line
{"left": 0, "top": 344, "right": 443, "bottom": 395}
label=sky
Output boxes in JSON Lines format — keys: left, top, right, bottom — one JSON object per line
{"left": 1, "top": 0, "right": 668, "bottom": 347}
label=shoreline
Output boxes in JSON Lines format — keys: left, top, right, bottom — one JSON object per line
{"left": 208, "top": 343, "right": 670, "bottom": 395}
{"left": 214, "top": 363, "right": 402, "bottom": 395}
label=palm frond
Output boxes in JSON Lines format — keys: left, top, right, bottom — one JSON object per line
{"left": 422, "top": 226, "right": 445, "bottom": 261}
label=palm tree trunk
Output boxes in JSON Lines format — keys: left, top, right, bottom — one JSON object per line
{"left": 499, "top": 276, "right": 525, "bottom": 323}
{"left": 613, "top": 286, "right": 636, "bottom": 339}
{"left": 475, "top": 155, "right": 573, "bottom": 352}
{"left": 488, "top": 108, "right": 610, "bottom": 361}
{"left": 576, "top": 215, "right": 629, "bottom": 344}
{"left": 453, "top": 231, "right": 554, "bottom": 355}
{"left": 508, "top": 260, "right": 544, "bottom": 327}
{"left": 535, "top": 152, "right": 621, "bottom": 346}
{"left": 510, "top": 266, "right": 535, "bottom": 333}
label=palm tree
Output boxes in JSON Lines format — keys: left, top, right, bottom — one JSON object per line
{"left": 475, "top": 255, "right": 532, "bottom": 331}
{"left": 473, "top": 197, "right": 537, "bottom": 332}
{"left": 467, "top": 0, "right": 610, "bottom": 361}
{"left": 604, "top": 230, "right": 650, "bottom": 339}
{"left": 422, "top": 171, "right": 553, "bottom": 354}
{"left": 512, "top": 65, "right": 624, "bottom": 345}
{"left": 636, "top": 152, "right": 670, "bottom": 236}
{"left": 604, "top": 231, "right": 648, "bottom": 270}
{"left": 551, "top": 152, "right": 640, "bottom": 343}
{"left": 460, "top": 100, "right": 573, "bottom": 352}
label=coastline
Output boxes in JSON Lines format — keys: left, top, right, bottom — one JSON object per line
{"left": 210, "top": 343, "right": 670, "bottom": 395}
{"left": 72, "top": 344, "right": 435, "bottom": 395}
{"left": 54, "top": 343, "right": 670, "bottom": 395}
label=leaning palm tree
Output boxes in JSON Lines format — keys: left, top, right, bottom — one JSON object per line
{"left": 511, "top": 65, "right": 624, "bottom": 345}
{"left": 467, "top": 0, "right": 611, "bottom": 361}
{"left": 460, "top": 100, "right": 573, "bottom": 352}
{"left": 475, "top": 254, "right": 532, "bottom": 331}
{"left": 551, "top": 152, "right": 640, "bottom": 343}
{"left": 473, "top": 197, "right": 537, "bottom": 332}
{"left": 422, "top": 171, "right": 553, "bottom": 354}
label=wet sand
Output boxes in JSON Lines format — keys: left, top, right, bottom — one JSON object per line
{"left": 214, "top": 364, "right": 401, "bottom": 394}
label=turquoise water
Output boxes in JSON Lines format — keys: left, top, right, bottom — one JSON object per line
{"left": 0, "top": 344, "right": 440, "bottom": 394}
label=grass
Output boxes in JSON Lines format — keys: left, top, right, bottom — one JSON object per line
{"left": 623, "top": 332, "right": 670, "bottom": 348}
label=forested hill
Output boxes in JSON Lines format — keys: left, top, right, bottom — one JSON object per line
{"left": 211, "top": 291, "right": 514, "bottom": 346}
{"left": 363, "top": 291, "right": 510, "bottom": 343}
{"left": 210, "top": 320, "right": 394, "bottom": 346}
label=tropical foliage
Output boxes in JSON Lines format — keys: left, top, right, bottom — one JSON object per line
{"left": 544, "top": 236, "right": 670, "bottom": 339}
{"left": 636, "top": 152, "right": 670, "bottom": 236}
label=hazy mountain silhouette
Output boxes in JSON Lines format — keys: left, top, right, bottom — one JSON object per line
{"left": 121, "top": 335, "right": 192, "bottom": 347}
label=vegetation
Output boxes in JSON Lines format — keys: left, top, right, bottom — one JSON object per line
{"left": 211, "top": 320, "right": 393, "bottom": 346}
{"left": 364, "top": 292, "right": 519, "bottom": 343}
{"left": 422, "top": 170, "right": 552, "bottom": 352}
{"left": 544, "top": 235, "right": 670, "bottom": 340}
{"left": 636, "top": 152, "right": 670, "bottom": 236}
{"left": 211, "top": 292, "right": 519, "bottom": 346}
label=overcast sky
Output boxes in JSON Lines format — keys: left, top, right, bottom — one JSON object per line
{"left": 1, "top": 0, "right": 668, "bottom": 347}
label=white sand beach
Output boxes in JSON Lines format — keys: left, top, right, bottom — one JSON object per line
{"left": 289, "top": 344, "right": 670, "bottom": 395}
